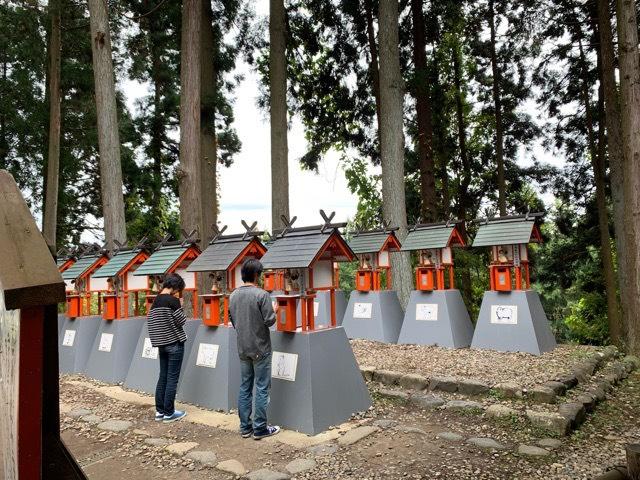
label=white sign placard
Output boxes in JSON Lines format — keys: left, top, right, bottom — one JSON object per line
{"left": 98, "top": 333, "right": 114, "bottom": 352}
{"left": 272, "top": 351, "right": 298, "bottom": 382}
{"left": 141, "top": 337, "right": 158, "bottom": 359}
{"left": 353, "top": 302, "right": 373, "bottom": 319}
{"left": 416, "top": 303, "right": 438, "bottom": 321}
{"left": 491, "top": 305, "right": 518, "bottom": 324}
{"left": 62, "top": 329, "right": 76, "bottom": 347}
{"left": 314, "top": 301, "right": 320, "bottom": 317}
{"left": 196, "top": 343, "right": 219, "bottom": 368}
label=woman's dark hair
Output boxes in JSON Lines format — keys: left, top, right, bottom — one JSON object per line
{"left": 241, "top": 258, "right": 264, "bottom": 283}
{"left": 163, "top": 273, "right": 186, "bottom": 292}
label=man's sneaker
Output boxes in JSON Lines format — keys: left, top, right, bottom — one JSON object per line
{"left": 155, "top": 411, "right": 164, "bottom": 422}
{"left": 163, "top": 410, "right": 187, "bottom": 423}
{"left": 253, "top": 425, "right": 280, "bottom": 440}
{"left": 240, "top": 428, "right": 254, "bottom": 438}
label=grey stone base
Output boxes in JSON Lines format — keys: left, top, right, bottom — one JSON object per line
{"left": 341, "top": 290, "right": 404, "bottom": 343}
{"left": 59, "top": 315, "right": 103, "bottom": 374}
{"left": 58, "top": 313, "right": 66, "bottom": 335}
{"left": 176, "top": 324, "right": 241, "bottom": 412}
{"left": 123, "top": 319, "right": 200, "bottom": 394}
{"left": 397, "top": 290, "right": 474, "bottom": 348}
{"left": 84, "top": 317, "right": 146, "bottom": 383}
{"left": 268, "top": 327, "right": 372, "bottom": 435}
{"left": 471, "top": 290, "right": 556, "bottom": 355}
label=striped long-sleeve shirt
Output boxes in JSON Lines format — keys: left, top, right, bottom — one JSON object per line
{"left": 147, "top": 294, "right": 187, "bottom": 347}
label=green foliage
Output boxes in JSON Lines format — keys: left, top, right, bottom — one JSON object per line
{"left": 565, "top": 292, "right": 609, "bottom": 344}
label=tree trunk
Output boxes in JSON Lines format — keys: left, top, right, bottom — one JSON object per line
{"left": 43, "top": 0, "right": 62, "bottom": 250}
{"left": 595, "top": 0, "right": 628, "bottom": 343}
{"left": 410, "top": 0, "right": 436, "bottom": 222}
{"left": 88, "top": 0, "right": 127, "bottom": 248}
{"left": 178, "top": 0, "right": 203, "bottom": 236}
{"left": 0, "top": 62, "right": 6, "bottom": 169}
{"left": 364, "top": 0, "right": 382, "bottom": 142}
{"left": 378, "top": 0, "right": 412, "bottom": 307}
{"left": 488, "top": 0, "right": 506, "bottom": 215}
{"left": 577, "top": 35, "right": 622, "bottom": 346}
{"left": 615, "top": 0, "right": 640, "bottom": 353}
{"left": 269, "top": 0, "right": 289, "bottom": 230}
{"left": 201, "top": 0, "right": 218, "bottom": 240}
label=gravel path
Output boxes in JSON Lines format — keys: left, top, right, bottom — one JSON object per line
{"left": 351, "top": 340, "right": 604, "bottom": 387}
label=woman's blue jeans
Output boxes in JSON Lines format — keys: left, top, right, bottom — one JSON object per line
{"left": 238, "top": 353, "right": 272, "bottom": 434}
{"left": 155, "top": 341, "right": 185, "bottom": 416}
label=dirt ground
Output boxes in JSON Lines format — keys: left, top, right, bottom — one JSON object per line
{"left": 60, "top": 370, "right": 640, "bottom": 480}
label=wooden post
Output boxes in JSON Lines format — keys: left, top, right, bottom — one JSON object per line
{"left": 627, "top": 444, "right": 640, "bottom": 480}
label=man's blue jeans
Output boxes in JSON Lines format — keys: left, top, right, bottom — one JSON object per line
{"left": 238, "top": 352, "right": 272, "bottom": 434}
{"left": 155, "top": 341, "right": 185, "bottom": 416}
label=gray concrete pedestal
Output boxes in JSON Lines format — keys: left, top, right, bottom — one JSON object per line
{"left": 123, "top": 319, "right": 200, "bottom": 394}
{"left": 397, "top": 290, "right": 473, "bottom": 348}
{"left": 84, "top": 317, "right": 146, "bottom": 383}
{"left": 268, "top": 327, "right": 371, "bottom": 435}
{"left": 58, "top": 313, "right": 66, "bottom": 335}
{"left": 176, "top": 325, "right": 241, "bottom": 412}
{"left": 59, "top": 315, "right": 102, "bottom": 374}
{"left": 471, "top": 290, "right": 556, "bottom": 355}
{"left": 341, "top": 290, "right": 404, "bottom": 343}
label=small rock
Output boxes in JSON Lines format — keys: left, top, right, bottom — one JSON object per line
{"left": 338, "top": 426, "right": 378, "bottom": 446}
{"left": 360, "top": 366, "right": 376, "bottom": 381}
{"left": 68, "top": 408, "right": 92, "bottom": 418}
{"left": 436, "top": 432, "right": 463, "bottom": 442}
{"left": 429, "top": 376, "right": 459, "bottom": 393}
{"left": 285, "top": 458, "right": 316, "bottom": 474}
{"left": 576, "top": 393, "right": 596, "bottom": 412}
{"left": 410, "top": 393, "right": 445, "bottom": 409}
{"left": 145, "top": 438, "right": 172, "bottom": 447}
{"left": 485, "top": 404, "right": 518, "bottom": 419}
{"left": 573, "top": 367, "right": 591, "bottom": 383}
{"left": 558, "top": 402, "right": 586, "bottom": 427}
{"left": 528, "top": 386, "right": 556, "bottom": 404}
{"left": 591, "top": 387, "right": 607, "bottom": 402}
{"left": 444, "top": 400, "right": 484, "bottom": 412}
{"left": 518, "top": 444, "right": 550, "bottom": 456}
{"left": 467, "top": 437, "right": 506, "bottom": 450}
{"left": 80, "top": 414, "right": 102, "bottom": 424}
{"left": 394, "top": 425, "right": 427, "bottom": 435}
{"left": 373, "top": 419, "right": 397, "bottom": 429}
{"left": 132, "top": 429, "right": 151, "bottom": 437}
{"left": 458, "top": 379, "right": 490, "bottom": 395}
{"left": 307, "top": 443, "right": 338, "bottom": 456}
{"left": 543, "top": 381, "right": 567, "bottom": 396}
{"left": 556, "top": 374, "right": 578, "bottom": 389}
{"left": 596, "top": 379, "right": 613, "bottom": 392}
{"left": 398, "top": 373, "right": 429, "bottom": 391}
{"left": 526, "top": 410, "right": 571, "bottom": 436}
{"left": 246, "top": 468, "right": 291, "bottom": 480}
{"left": 623, "top": 355, "right": 640, "bottom": 370}
{"left": 537, "top": 438, "right": 562, "bottom": 449}
{"left": 97, "top": 420, "right": 132, "bottom": 432}
{"left": 216, "top": 459, "right": 247, "bottom": 476}
{"left": 186, "top": 451, "right": 218, "bottom": 467}
{"left": 378, "top": 388, "right": 409, "bottom": 401}
{"left": 374, "top": 369, "right": 402, "bottom": 386}
{"left": 492, "top": 383, "right": 523, "bottom": 398}
{"left": 166, "top": 442, "right": 199, "bottom": 455}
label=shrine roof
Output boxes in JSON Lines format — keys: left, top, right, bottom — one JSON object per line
{"left": 349, "top": 230, "right": 400, "bottom": 254}
{"left": 472, "top": 216, "right": 541, "bottom": 247}
{"left": 401, "top": 223, "right": 461, "bottom": 251}
{"left": 188, "top": 235, "right": 264, "bottom": 272}
{"left": 134, "top": 245, "right": 194, "bottom": 276}
{"left": 92, "top": 250, "right": 140, "bottom": 278}
{"left": 61, "top": 254, "right": 105, "bottom": 280}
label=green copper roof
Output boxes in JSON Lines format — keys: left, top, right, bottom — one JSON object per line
{"left": 61, "top": 255, "right": 103, "bottom": 280}
{"left": 92, "top": 251, "right": 139, "bottom": 278}
{"left": 473, "top": 219, "right": 536, "bottom": 247}
{"left": 401, "top": 225, "right": 455, "bottom": 251}
{"left": 349, "top": 231, "right": 398, "bottom": 254}
{"left": 134, "top": 245, "right": 190, "bottom": 276}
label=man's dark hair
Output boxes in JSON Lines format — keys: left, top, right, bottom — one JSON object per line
{"left": 163, "top": 273, "right": 186, "bottom": 292}
{"left": 241, "top": 258, "right": 264, "bottom": 283}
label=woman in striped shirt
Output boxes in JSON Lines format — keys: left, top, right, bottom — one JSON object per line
{"left": 148, "top": 273, "right": 188, "bottom": 423}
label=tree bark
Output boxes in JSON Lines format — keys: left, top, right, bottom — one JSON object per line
{"left": 178, "top": 0, "right": 203, "bottom": 236}
{"left": 364, "top": 0, "right": 382, "bottom": 142}
{"left": 410, "top": 0, "right": 436, "bottom": 222}
{"left": 595, "top": 0, "right": 628, "bottom": 344}
{"left": 43, "top": 0, "right": 62, "bottom": 250}
{"left": 627, "top": 444, "right": 640, "bottom": 480}
{"left": 88, "top": 0, "right": 127, "bottom": 248}
{"left": 488, "top": 0, "right": 506, "bottom": 216}
{"left": 615, "top": 0, "right": 640, "bottom": 353}
{"left": 577, "top": 34, "right": 622, "bottom": 346}
{"left": 378, "top": 0, "right": 412, "bottom": 307}
{"left": 201, "top": 0, "right": 218, "bottom": 240}
{"left": 269, "top": 0, "right": 289, "bottom": 230}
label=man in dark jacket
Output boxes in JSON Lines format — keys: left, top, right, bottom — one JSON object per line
{"left": 229, "top": 259, "right": 280, "bottom": 439}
